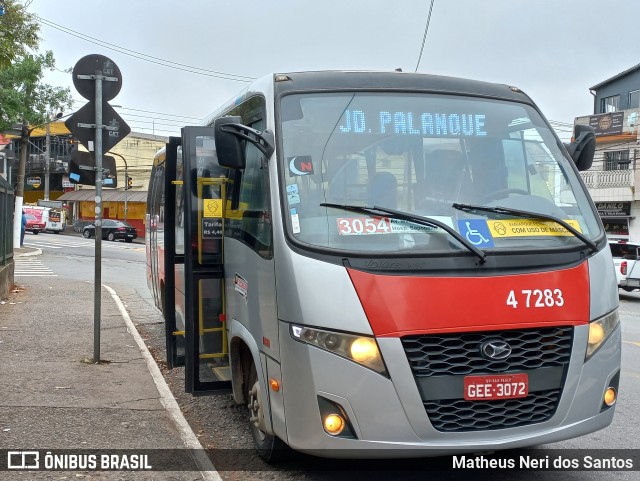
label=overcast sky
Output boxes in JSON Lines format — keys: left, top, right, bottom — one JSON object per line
{"left": 28, "top": 0, "right": 640, "bottom": 141}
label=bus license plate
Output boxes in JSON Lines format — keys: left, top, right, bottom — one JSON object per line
{"left": 464, "top": 373, "right": 528, "bottom": 401}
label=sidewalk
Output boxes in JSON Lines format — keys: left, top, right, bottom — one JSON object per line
{"left": 0, "top": 248, "right": 219, "bottom": 479}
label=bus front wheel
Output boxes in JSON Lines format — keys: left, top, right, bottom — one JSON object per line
{"left": 247, "top": 363, "right": 289, "bottom": 462}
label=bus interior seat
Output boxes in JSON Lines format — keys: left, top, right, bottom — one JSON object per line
{"left": 423, "top": 149, "right": 468, "bottom": 200}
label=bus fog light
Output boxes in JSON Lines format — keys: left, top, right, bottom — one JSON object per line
{"left": 604, "top": 387, "right": 617, "bottom": 407}
{"left": 323, "top": 414, "right": 345, "bottom": 435}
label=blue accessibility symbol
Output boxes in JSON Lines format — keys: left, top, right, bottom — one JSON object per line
{"left": 457, "top": 219, "right": 494, "bottom": 248}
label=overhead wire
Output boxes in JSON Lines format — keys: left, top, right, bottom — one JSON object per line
{"left": 34, "top": 14, "right": 256, "bottom": 83}
{"left": 414, "top": 0, "right": 435, "bottom": 72}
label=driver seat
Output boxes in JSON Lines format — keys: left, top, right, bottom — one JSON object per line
{"left": 425, "top": 149, "right": 468, "bottom": 200}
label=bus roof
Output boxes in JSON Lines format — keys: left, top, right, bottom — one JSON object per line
{"left": 271, "top": 71, "right": 533, "bottom": 103}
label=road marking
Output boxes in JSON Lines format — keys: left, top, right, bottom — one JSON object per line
{"left": 623, "top": 341, "right": 640, "bottom": 348}
{"left": 24, "top": 238, "right": 141, "bottom": 251}
{"left": 14, "top": 258, "right": 57, "bottom": 277}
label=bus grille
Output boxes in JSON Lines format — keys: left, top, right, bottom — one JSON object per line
{"left": 401, "top": 327, "right": 573, "bottom": 377}
{"left": 401, "top": 327, "right": 573, "bottom": 432}
{"left": 424, "top": 389, "right": 561, "bottom": 432}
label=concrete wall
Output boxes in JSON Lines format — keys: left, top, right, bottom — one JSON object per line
{"left": 0, "top": 261, "right": 14, "bottom": 301}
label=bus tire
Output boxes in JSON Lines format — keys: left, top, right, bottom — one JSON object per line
{"left": 247, "top": 363, "right": 289, "bottom": 463}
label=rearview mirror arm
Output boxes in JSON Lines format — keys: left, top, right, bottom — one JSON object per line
{"left": 219, "top": 123, "right": 275, "bottom": 159}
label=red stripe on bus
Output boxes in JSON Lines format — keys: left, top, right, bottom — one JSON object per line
{"left": 347, "top": 263, "right": 590, "bottom": 337}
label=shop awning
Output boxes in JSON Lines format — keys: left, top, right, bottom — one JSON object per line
{"left": 57, "top": 190, "right": 148, "bottom": 202}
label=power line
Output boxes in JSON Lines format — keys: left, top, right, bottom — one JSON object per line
{"left": 415, "top": 0, "right": 436, "bottom": 72}
{"left": 34, "top": 15, "right": 257, "bottom": 83}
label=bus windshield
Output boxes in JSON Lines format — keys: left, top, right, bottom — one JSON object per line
{"left": 279, "top": 92, "right": 602, "bottom": 255}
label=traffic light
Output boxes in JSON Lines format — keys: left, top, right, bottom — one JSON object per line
{"left": 126, "top": 176, "right": 132, "bottom": 190}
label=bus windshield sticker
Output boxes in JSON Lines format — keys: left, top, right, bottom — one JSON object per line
{"left": 288, "top": 156, "right": 314, "bottom": 176}
{"left": 456, "top": 219, "right": 494, "bottom": 248}
{"left": 234, "top": 274, "right": 248, "bottom": 300}
{"left": 338, "top": 110, "right": 487, "bottom": 137}
{"left": 337, "top": 216, "right": 453, "bottom": 236}
{"left": 287, "top": 184, "right": 301, "bottom": 205}
{"left": 488, "top": 219, "right": 582, "bottom": 238}
{"left": 290, "top": 208, "right": 301, "bottom": 234}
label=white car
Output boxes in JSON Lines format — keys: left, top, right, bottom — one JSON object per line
{"left": 609, "top": 240, "right": 640, "bottom": 291}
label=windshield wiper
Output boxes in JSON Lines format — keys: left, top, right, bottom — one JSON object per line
{"left": 452, "top": 202, "right": 597, "bottom": 252}
{"left": 320, "top": 202, "right": 487, "bottom": 263}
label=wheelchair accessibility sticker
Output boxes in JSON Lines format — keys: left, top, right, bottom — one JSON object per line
{"left": 457, "top": 219, "right": 494, "bottom": 248}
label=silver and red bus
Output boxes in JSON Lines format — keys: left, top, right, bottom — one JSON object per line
{"left": 147, "top": 71, "right": 620, "bottom": 460}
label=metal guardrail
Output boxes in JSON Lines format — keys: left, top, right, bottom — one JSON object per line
{"left": 0, "top": 176, "right": 15, "bottom": 266}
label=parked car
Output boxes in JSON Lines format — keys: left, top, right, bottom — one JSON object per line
{"left": 24, "top": 214, "right": 45, "bottom": 235}
{"left": 82, "top": 220, "right": 138, "bottom": 243}
{"left": 609, "top": 240, "right": 640, "bottom": 291}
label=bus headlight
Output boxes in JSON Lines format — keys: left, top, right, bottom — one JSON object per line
{"left": 586, "top": 309, "right": 619, "bottom": 360}
{"left": 291, "top": 325, "right": 388, "bottom": 376}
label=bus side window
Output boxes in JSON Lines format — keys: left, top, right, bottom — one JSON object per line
{"left": 236, "top": 120, "right": 272, "bottom": 258}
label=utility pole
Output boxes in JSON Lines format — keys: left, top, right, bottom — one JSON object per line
{"left": 44, "top": 113, "right": 63, "bottom": 201}
{"left": 44, "top": 120, "right": 50, "bottom": 200}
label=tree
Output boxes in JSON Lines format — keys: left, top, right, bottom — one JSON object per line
{"left": 0, "top": 0, "right": 39, "bottom": 69}
{"left": 0, "top": 1, "right": 73, "bottom": 247}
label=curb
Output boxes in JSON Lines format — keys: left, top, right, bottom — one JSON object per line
{"left": 15, "top": 248, "right": 42, "bottom": 258}
{"left": 104, "top": 284, "right": 222, "bottom": 481}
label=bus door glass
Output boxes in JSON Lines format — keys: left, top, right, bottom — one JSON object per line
{"left": 163, "top": 138, "right": 186, "bottom": 368}
{"left": 182, "top": 126, "right": 230, "bottom": 392}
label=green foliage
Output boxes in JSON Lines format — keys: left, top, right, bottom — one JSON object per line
{"left": 0, "top": 0, "right": 40, "bottom": 69}
{"left": 0, "top": 1, "right": 72, "bottom": 133}
{"left": 0, "top": 51, "right": 73, "bottom": 132}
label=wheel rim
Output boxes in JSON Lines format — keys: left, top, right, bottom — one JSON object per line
{"left": 248, "top": 381, "right": 267, "bottom": 443}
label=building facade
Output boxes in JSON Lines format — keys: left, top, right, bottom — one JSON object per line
{"left": 5, "top": 122, "right": 167, "bottom": 238}
{"left": 575, "top": 64, "right": 640, "bottom": 241}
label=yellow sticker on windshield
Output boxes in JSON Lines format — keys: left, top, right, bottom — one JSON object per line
{"left": 487, "top": 219, "right": 582, "bottom": 237}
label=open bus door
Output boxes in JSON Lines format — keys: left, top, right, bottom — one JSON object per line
{"left": 166, "top": 127, "right": 231, "bottom": 393}
{"left": 163, "top": 137, "right": 185, "bottom": 369}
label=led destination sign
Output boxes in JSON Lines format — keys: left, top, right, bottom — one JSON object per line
{"left": 338, "top": 109, "right": 487, "bottom": 137}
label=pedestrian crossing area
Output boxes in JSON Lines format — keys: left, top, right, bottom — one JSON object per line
{"left": 14, "top": 257, "right": 57, "bottom": 277}
{"left": 23, "top": 235, "right": 145, "bottom": 252}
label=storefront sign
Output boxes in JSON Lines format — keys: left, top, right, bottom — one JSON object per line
{"left": 595, "top": 201, "right": 631, "bottom": 217}
{"left": 588, "top": 112, "right": 624, "bottom": 136}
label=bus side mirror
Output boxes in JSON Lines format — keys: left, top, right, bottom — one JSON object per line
{"left": 214, "top": 116, "right": 246, "bottom": 169}
{"left": 564, "top": 124, "right": 596, "bottom": 171}
{"left": 214, "top": 117, "right": 275, "bottom": 170}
